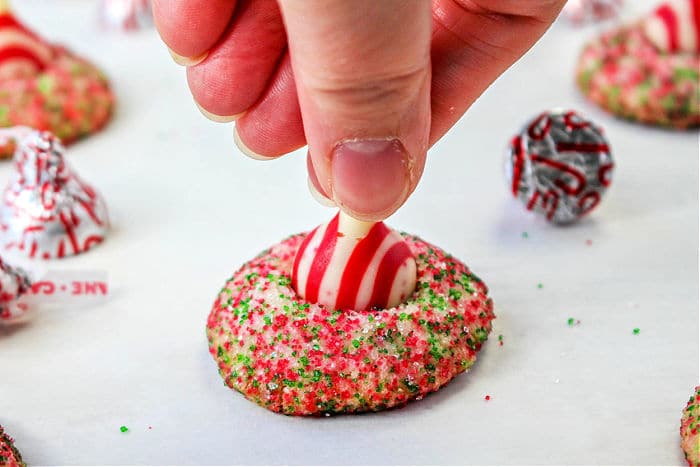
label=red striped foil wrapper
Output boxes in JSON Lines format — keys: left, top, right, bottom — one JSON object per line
{"left": 0, "top": 130, "right": 109, "bottom": 259}
{"left": 504, "top": 109, "right": 614, "bottom": 224}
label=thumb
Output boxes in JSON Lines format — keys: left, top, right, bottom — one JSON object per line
{"left": 276, "top": 0, "right": 431, "bottom": 221}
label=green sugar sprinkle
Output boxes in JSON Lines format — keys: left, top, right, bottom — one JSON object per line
{"left": 537, "top": 283, "right": 543, "bottom": 289}
{"left": 119, "top": 426, "right": 129, "bottom": 433}
{"left": 633, "top": 328, "right": 640, "bottom": 335}
{"left": 522, "top": 232, "right": 529, "bottom": 239}
{"left": 567, "top": 318, "right": 575, "bottom": 326}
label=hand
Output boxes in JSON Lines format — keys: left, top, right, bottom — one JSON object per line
{"left": 153, "top": 0, "right": 565, "bottom": 221}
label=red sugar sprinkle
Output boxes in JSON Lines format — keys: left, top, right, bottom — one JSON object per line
{"left": 484, "top": 395, "right": 491, "bottom": 401}
{"left": 585, "top": 239, "right": 593, "bottom": 246}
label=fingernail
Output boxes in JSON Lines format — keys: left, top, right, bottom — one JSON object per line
{"left": 307, "top": 153, "right": 335, "bottom": 206}
{"left": 233, "top": 125, "right": 276, "bottom": 161}
{"left": 196, "top": 102, "right": 243, "bottom": 123}
{"left": 331, "top": 139, "right": 410, "bottom": 221}
{"left": 168, "top": 48, "right": 208, "bottom": 67}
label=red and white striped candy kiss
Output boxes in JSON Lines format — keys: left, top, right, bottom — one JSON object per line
{"left": 0, "top": 129, "right": 109, "bottom": 259}
{"left": 99, "top": 0, "right": 152, "bottom": 31}
{"left": 0, "top": 0, "right": 53, "bottom": 79}
{"left": 643, "top": 0, "right": 700, "bottom": 53}
{"left": 292, "top": 211, "right": 417, "bottom": 311}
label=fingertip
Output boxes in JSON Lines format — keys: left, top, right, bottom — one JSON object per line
{"left": 169, "top": 48, "right": 208, "bottom": 67}
{"left": 153, "top": 0, "right": 237, "bottom": 59}
{"left": 307, "top": 152, "right": 332, "bottom": 199}
{"left": 234, "top": 125, "right": 277, "bottom": 161}
{"left": 330, "top": 139, "right": 412, "bottom": 222}
{"left": 307, "top": 177, "right": 336, "bottom": 207}
{"left": 195, "top": 101, "right": 243, "bottom": 123}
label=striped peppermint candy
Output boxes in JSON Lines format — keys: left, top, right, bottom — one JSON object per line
{"left": 0, "top": 1, "right": 53, "bottom": 78}
{"left": 292, "top": 211, "right": 417, "bottom": 311}
{"left": 99, "top": 0, "right": 152, "bottom": 31}
{"left": 643, "top": 0, "right": 700, "bottom": 53}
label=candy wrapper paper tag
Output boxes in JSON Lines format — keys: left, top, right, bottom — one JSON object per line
{"left": 21, "top": 269, "right": 109, "bottom": 307}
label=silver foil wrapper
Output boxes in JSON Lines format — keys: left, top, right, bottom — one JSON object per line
{"left": 99, "top": 0, "right": 152, "bottom": 31}
{"left": 0, "top": 255, "right": 32, "bottom": 324}
{"left": 563, "top": 0, "right": 623, "bottom": 25}
{"left": 0, "top": 130, "right": 109, "bottom": 259}
{"left": 505, "top": 109, "right": 614, "bottom": 224}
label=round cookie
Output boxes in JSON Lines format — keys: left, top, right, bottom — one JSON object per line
{"left": 0, "top": 425, "right": 25, "bottom": 467}
{"left": 207, "top": 232, "right": 495, "bottom": 416}
{"left": 576, "top": 23, "right": 700, "bottom": 129}
{"left": 0, "top": 9, "right": 114, "bottom": 158}
{"left": 681, "top": 386, "right": 700, "bottom": 466}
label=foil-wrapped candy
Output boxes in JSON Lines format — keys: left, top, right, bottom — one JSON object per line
{"left": 505, "top": 109, "right": 614, "bottom": 224}
{"left": 0, "top": 255, "right": 32, "bottom": 324}
{"left": 563, "top": 0, "right": 624, "bottom": 25}
{"left": 0, "top": 130, "right": 109, "bottom": 259}
{"left": 99, "top": 0, "right": 152, "bottom": 31}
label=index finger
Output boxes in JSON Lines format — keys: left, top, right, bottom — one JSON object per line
{"left": 153, "top": 0, "right": 237, "bottom": 62}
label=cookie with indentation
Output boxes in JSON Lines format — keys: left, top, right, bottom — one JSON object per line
{"left": 207, "top": 227, "right": 494, "bottom": 415}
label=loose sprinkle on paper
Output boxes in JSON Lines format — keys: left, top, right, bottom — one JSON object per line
{"left": 498, "top": 334, "right": 504, "bottom": 346}
{"left": 633, "top": 328, "right": 640, "bottom": 335}
{"left": 585, "top": 239, "right": 593, "bottom": 246}
{"left": 522, "top": 232, "right": 529, "bottom": 239}
{"left": 537, "top": 283, "right": 543, "bottom": 289}
{"left": 484, "top": 395, "right": 491, "bottom": 401}
{"left": 567, "top": 318, "right": 580, "bottom": 326}
{"left": 119, "top": 426, "right": 128, "bottom": 433}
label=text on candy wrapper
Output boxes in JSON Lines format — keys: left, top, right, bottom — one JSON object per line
{"left": 27, "top": 280, "right": 108, "bottom": 296}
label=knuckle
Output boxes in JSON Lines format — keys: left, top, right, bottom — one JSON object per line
{"left": 306, "top": 65, "right": 429, "bottom": 117}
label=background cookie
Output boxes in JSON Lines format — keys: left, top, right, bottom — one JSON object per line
{"left": 576, "top": 23, "right": 700, "bottom": 128}
{"left": 0, "top": 425, "right": 25, "bottom": 467}
{"left": 681, "top": 386, "right": 700, "bottom": 466}
{"left": 0, "top": 6, "right": 114, "bottom": 158}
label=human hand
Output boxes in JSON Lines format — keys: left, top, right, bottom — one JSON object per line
{"left": 153, "top": 0, "right": 565, "bottom": 221}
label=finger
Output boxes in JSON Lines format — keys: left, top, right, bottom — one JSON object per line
{"left": 307, "top": 152, "right": 336, "bottom": 206}
{"left": 429, "top": 0, "right": 566, "bottom": 143}
{"left": 186, "top": 0, "right": 287, "bottom": 120}
{"left": 234, "top": 53, "right": 306, "bottom": 158}
{"left": 276, "top": 0, "right": 432, "bottom": 221}
{"left": 152, "top": 0, "right": 237, "bottom": 65}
